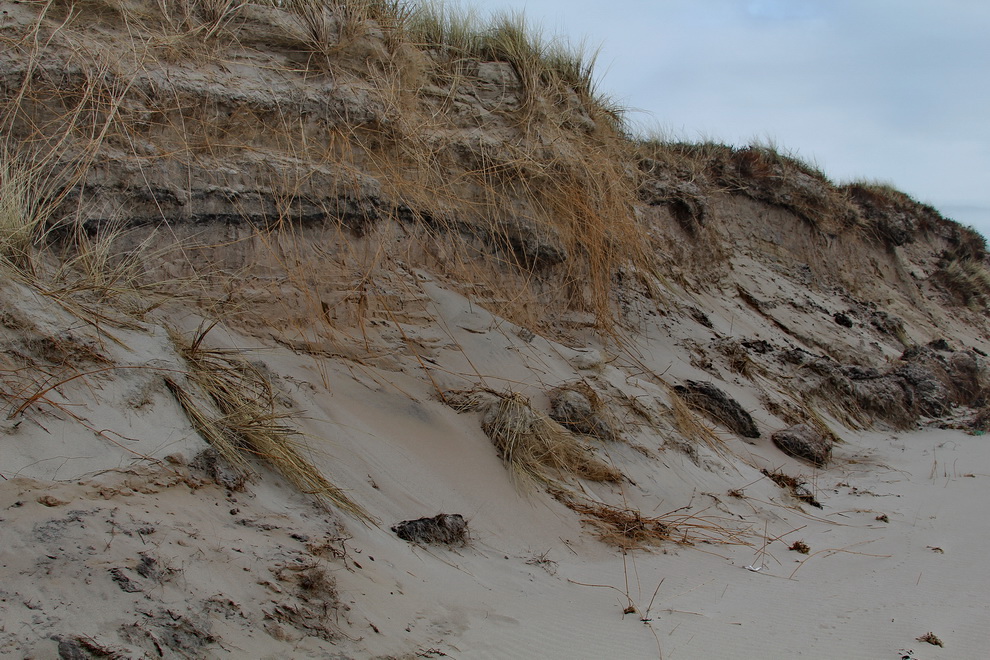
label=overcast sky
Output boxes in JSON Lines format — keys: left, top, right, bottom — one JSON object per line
{"left": 484, "top": 0, "right": 990, "bottom": 238}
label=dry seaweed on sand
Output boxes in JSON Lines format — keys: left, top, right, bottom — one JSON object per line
{"left": 761, "top": 468, "right": 822, "bottom": 509}
{"left": 392, "top": 514, "right": 468, "bottom": 546}
{"left": 167, "top": 323, "right": 371, "bottom": 522}
{"left": 917, "top": 632, "right": 944, "bottom": 647}
{"left": 562, "top": 498, "right": 754, "bottom": 550}
{"left": 444, "top": 388, "right": 621, "bottom": 489}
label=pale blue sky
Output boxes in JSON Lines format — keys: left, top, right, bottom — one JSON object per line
{"left": 484, "top": 0, "right": 990, "bottom": 238}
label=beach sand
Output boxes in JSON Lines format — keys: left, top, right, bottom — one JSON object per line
{"left": 1, "top": 270, "right": 985, "bottom": 659}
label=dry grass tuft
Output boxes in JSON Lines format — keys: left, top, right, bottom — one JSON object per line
{"left": 713, "top": 338, "right": 760, "bottom": 379}
{"left": 168, "top": 323, "right": 371, "bottom": 521}
{"left": 0, "top": 152, "right": 43, "bottom": 269}
{"left": 283, "top": 0, "right": 410, "bottom": 61}
{"left": 563, "top": 498, "right": 753, "bottom": 550}
{"left": 408, "top": 3, "right": 609, "bottom": 115}
{"left": 937, "top": 258, "right": 990, "bottom": 309}
{"left": 445, "top": 388, "right": 621, "bottom": 489}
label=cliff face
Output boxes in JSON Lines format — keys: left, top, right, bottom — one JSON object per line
{"left": 5, "top": 0, "right": 986, "bottom": 334}
{"left": 1, "top": 2, "right": 989, "bottom": 657}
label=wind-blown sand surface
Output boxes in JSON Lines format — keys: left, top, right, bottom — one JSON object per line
{"left": 1, "top": 270, "right": 986, "bottom": 659}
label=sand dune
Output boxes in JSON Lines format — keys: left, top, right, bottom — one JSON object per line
{"left": 1, "top": 2, "right": 988, "bottom": 658}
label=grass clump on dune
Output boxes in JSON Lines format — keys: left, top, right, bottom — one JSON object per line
{"left": 446, "top": 388, "right": 621, "bottom": 489}
{"left": 168, "top": 323, "right": 372, "bottom": 521}
{"left": 0, "top": 153, "right": 43, "bottom": 269}
{"left": 938, "top": 258, "right": 990, "bottom": 309}
{"left": 407, "top": 2, "right": 608, "bottom": 111}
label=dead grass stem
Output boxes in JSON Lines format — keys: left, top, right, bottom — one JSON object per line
{"left": 564, "top": 497, "right": 754, "bottom": 551}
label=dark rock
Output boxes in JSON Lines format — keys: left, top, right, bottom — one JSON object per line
{"left": 900, "top": 344, "right": 928, "bottom": 361}
{"left": 928, "top": 338, "right": 952, "bottom": 352}
{"left": 56, "top": 637, "right": 89, "bottom": 660}
{"left": 833, "top": 312, "right": 853, "bottom": 328}
{"left": 688, "top": 307, "right": 713, "bottom": 329}
{"left": 849, "top": 374, "right": 915, "bottom": 425}
{"left": 894, "top": 362, "right": 951, "bottom": 417}
{"left": 549, "top": 385, "right": 617, "bottom": 441}
{"left": 772, "top": 424, "right": 832, "bottom": 467}
{"left": 948, "top": 350, "right": 986, "bottom": 405}
{"left": 673, "top": 381, "right": 760, "bottom": 438}
{"left": 741, "top": 339, "right": 773, "bottom": 354}
{"left": 778, "top": 347, "right": 818, "bottom": 366}
{"left": 779, "top": 350, "right": 844, "bottom": 382}
{"left": 392, "top": 514, "right": 468, "bottom": 546}
{"left": 894, "top": 346, "right": 987, "bottom": 412}
{"left": 811, "top": 346, "right": 988, "bottom": 426}
{"left": 870, "top": 311, "right": 905, "bottom": 338}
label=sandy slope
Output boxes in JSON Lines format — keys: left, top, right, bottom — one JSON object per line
{"left": 2, "top": 266, "right": 986, "bottom": 659}
{"left": 1, "top": 2, "right": 988, "bottom": 658}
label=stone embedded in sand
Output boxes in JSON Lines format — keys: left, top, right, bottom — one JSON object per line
{"left": 893, "top": 345, "right": 988, "bottom": 416}
{"left": 549, "top": 386, "right": 617, "bottom": 442}
{"left": 569, "top": 350, "right": 604, "bottom": 371}
{"left": 392, "top": 514, "right": 468, "bottom": 546}
{"left": 894, "top": 362, "right": 951, "bottom": 417}
{"left": 674, "top": 381, "right": 760, "bottom": 439}
{"left": 833, "top": 312, "right": 854, "bottom": 328}
{"left": 947, "top": 349, "right": 986, "bottom": 404}
{"left": 56, "top": 636, "right": 114, "bottom": 660}
{"left": 772, "top": 424, "right": 831, "bottom": 467}
{"left": 36, "top": 494, "right": 67, "bottom": 507}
